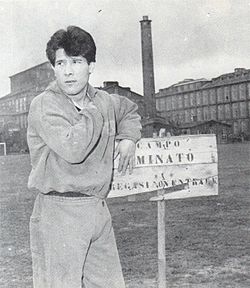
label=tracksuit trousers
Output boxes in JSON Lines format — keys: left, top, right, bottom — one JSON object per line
{"left": 29, "top": 193, "right": 126, "bottom": 288}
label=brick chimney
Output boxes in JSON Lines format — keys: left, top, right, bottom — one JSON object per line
{"left": 140, "top": 16, "right": 156, "bottom": 118}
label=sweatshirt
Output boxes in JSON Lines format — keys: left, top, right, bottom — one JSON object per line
{"left": 27, "top": 81, "right": 141, "bottom": 198}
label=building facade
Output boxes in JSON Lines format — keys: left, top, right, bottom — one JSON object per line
{"left": 155, "top": 68, "right": 250, "bottom": 140}
{"left": 0, "top": 62, "right": 55, "bottom": 131}
{"left": 0, "top": 62, "right": 55, "bottom": 152}
{"left": 99, "top": 81, "right": 144, "bottom": 116}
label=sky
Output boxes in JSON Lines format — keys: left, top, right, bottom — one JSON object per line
{"left": 1, "top": 0, "right": 250, "bottom": 97}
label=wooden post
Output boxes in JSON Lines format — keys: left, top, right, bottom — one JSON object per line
{"left": 157, "top": 189, "right": 166, "bottom": 288}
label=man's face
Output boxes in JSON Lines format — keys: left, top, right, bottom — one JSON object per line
{"left": 53, "top": 48, "right": 94, "bottom": 99}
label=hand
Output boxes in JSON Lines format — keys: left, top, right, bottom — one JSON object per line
{"left": 114, "top": 139, "right": 136, "bottom": 175}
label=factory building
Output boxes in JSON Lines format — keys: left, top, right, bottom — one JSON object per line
{"left": 0, "top": 62, "right": 55, "bottom": 153}
{"left": 99, "top": 81, "right": 144, "bottom": 117}
{"left": 0, "top": 62, "right": 55, "bottom": 130}
{"left": 156, "top": 68, "right": 250, "bottom": 141}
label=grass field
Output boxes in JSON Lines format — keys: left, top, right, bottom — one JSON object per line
{"left": 0, "top": 143, "right": 250, "bottom": 288}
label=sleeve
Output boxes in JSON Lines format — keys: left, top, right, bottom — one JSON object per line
{"left": 28, "top": 95, "right": 104, "bottom": 163}
{"left": 110, "top": 94, "right": 142, "bottom": 143}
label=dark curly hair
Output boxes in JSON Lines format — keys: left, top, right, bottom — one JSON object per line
{"left": 46, "top": 26, "right": 96, "bottom": 66}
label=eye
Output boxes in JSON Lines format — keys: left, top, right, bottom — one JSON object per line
{"left": 55, "top": 61, "right": 63, "bottom": 66}
{"left": 73, "top": 59, "right": 82, "bottom": 64}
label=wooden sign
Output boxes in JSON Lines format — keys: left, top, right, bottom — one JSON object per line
{"left": 108, "top": 134, "right": 218, "bottom": 199}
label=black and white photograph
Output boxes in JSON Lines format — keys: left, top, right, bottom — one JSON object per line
{"left": 0, "top": 1, "right": 250, "bottom": 287}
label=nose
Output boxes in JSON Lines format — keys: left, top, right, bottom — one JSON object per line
{"left": 64, "top": 62, "right": 73, "bottom": 76}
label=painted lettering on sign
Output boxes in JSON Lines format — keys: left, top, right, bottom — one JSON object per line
{"left": 136, "top": 139, "right": 181, "bottom": 150}
{"left": 111, "top": 176, "right": 218, "bottom": 192}
{"left": 109, "top": 134, "right": 218, "bottom": 199}
{"left": 136, "top": 152, "right": 194, "bottom": 166}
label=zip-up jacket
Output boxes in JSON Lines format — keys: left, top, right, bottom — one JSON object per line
{"left": 27, "top": 81, "right": 141, "bottom": 198}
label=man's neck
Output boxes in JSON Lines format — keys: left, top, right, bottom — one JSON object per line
{"left": 71, "top": 97, "right": 84, "bottom": 110}
{"left": 67, "top": 85, "right": 89, "bottom": 109}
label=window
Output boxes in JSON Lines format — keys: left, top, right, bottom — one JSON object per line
{"left": 156, "top": 99, "right": 160, "bottom": 111}
{"left": 218, "top": 105, "right": 224, "bottom": 120}
{"left": 177, "top": 86, "right": 182, "bottom": 92}
{"left": 23, "top": 97, "right": 27, "bottom": 110}
{"left": 172, "top": 96, "right": 177, "bottom": 110}
{"left": 225, "top": 104, "right": 231, "bottom": 119}
{"left": 20, "top": 98, "right": 23, "bottom": 112}
{"left": 190, "top": 108, "right": 196, "bottom": 121}
{"left": 240, "top": 119, "right": 248, "bottom": 133}
{"left": 157, "top": 98, "right": 165, "bottom": 111}
{"left": 163, "top": 98, "right": 167, "bottom": 110}
{"left": 179, "top": 110, "right": 184, "bottom": 123}
{"left": 210, "top": 106, "right": 216, "bottom": 120}
{"left": 190, "top": 93, "right": 195, "bottom": 106}
{"left": 178, "top": 95, "right": 183, "bottom": 108}
{"left": 224, "top": 87, "right": 230, "bottom": 102}
{"left": 184, "top": 94, "right": 190, "bottom": 107}
{"left": 192, "top": 115, "right": 197, "bottom": 122}
{"left": 167, "top": 112, "right": 173, "bottom": 121}
{"left": 233, "top": 121, "right": 240, "bottom": 135}
{"left": 247, "top": 83, "right": 250, "bottom": 99}
{"left": 239, "top": 84, "right": 246, "bottom": 100}
{"left": 231, "top": 85, "right": 239, "bottom": 101}
{"left": 209, "top": 89, "right": 216, "bottom": 104}
{"left": 196, "top": 91, "right": 202, "bottom": 106}
{"left": 203, "top": 106, "right": 209, "bottom": 120}
{"left": 217, "top": 87, "right": 224, "bottom": 103}
{"left": 222, "top": 128, "right": 227, "bottom": 137}
{"left": 156, "top": 99, "right": 161, "bottom": 111}
{"left": 24, "top": 114, "right": 27, "bottom": 128}
{"left": 16, "top": 99, "right": 19, "bottom": 112}
{"left": 239, "top": 102, "right": 247, "bottom": 117}
{"left": 232, "top": 103, "right": 239, "bottom": 118}
{"left": 202, "top": 90, "right": 208, "bottom": 105}
{"left": 190, "top": 83, "right": 194, "bottom": 90}
{"left": 197, "top": 107, "right": 203, "bottom": 121}
{"left": 185, "top": 110, "right": 191, "bottom": 123}
{"left": 166, "top": 98, "right": 172, "bottom": 111}
{"left": 174, "top": 113, "right": 179, "bottom": 123}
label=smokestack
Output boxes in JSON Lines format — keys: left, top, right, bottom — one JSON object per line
{"left": 140, "top": 15, "right": 156, "bottom": 118}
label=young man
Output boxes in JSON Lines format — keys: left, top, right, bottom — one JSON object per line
{"left": 27, "top": 26, "right": 141, "bottom": 288}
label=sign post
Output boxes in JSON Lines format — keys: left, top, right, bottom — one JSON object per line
{"left": 109, "top": 134, "right": 219, "bottom": 287}
{"left": 157, "top": 189, "right": 166, "bottom": 288}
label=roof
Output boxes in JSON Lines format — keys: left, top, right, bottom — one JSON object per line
{"left": 172, "top": 78, "right": 209, "bottom": 87}
{"left": 157, "top": 67, "right": 250, "bottom": 93}
{"left": 142, "top": 116, "right": 176, "bottom": 127}
{"left": 9, "top": 61, "right": 50, "bottom": 78}
{"left": 179, "top": 120, "right": 232, "bottom": 129}
{"left": 99, "top": 82, "right": 143, "bottom": 98}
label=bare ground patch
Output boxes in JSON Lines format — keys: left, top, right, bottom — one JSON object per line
{"left": 0, "top": 143, "right": 250, "bottom": 287}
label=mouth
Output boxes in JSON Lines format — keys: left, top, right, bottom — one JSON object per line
{"left": 65, "top": 80, "right": 77, "bottom": 84}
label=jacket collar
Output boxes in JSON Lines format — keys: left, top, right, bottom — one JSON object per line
{"left": 46, "top": 81, "right": 98, "bottom": 100}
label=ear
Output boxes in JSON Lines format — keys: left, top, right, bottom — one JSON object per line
{"left": 89, "top": 62, "right": 95, "bottom": 74}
